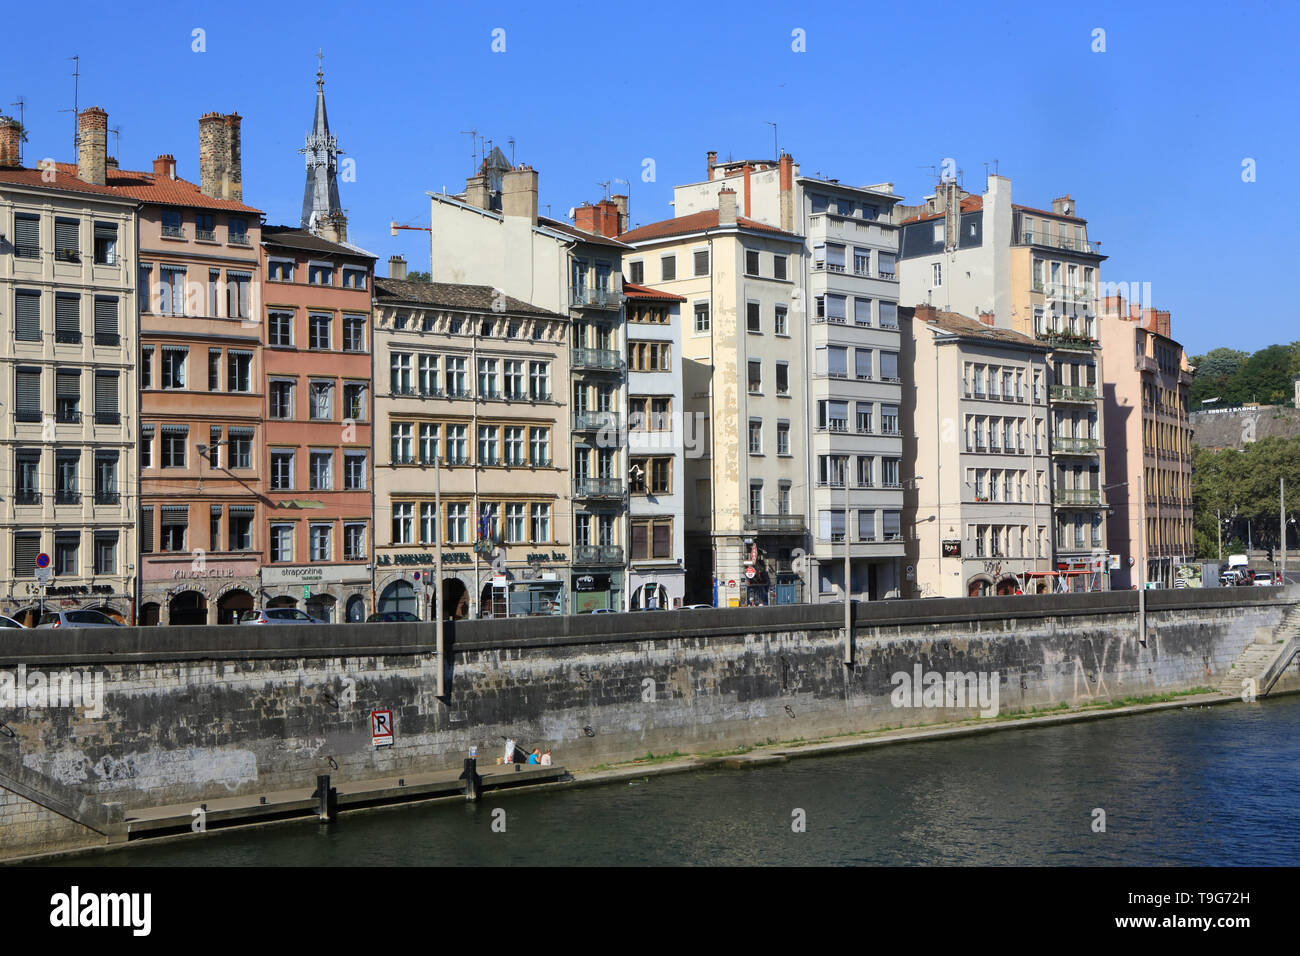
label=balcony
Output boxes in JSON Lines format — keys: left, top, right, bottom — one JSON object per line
{"left": 161, "top": 225, "right": 184, "bottom": 238}
{"left": 1054, "top": 487, "right": 1102, "bottom": 507}
{"left": 1050, "top": 384, "right": 1098, "bottom": 403}
{"left": 95, "top": 332, "right": 121, "bottom": 347}
{"left": 570, "top": 287, "right": 622, "bottom": 310}
{"left": 228, "top": 233, "right": 251, "bottom": 247}
{"left": 571, "top": 348, "right": 623, "bottom": 372}
{"left": 743, "top": 514, "right": 807, "bottom": 534}
{"left": 95, "top": 412, "right": 121, "bottom": 425}
{"left": 574, "top": 411, "right": 621, "bottom": 431}
{"left": 55, "top": 490, "right": 80, "bottom": 505}
{"left": 196, "top": 229, "right": 216, "bottom": 242}
{"left": 1036, "top": 331, "right": 1098, "bottom": 351}
{"left": 1017, "top": 231, "right": 1100, "bottom": 255}
{"left": 1137, "top": 354, "right": 1158, "bottom": 373}
{"left": 56, "top": 407, "right": 82, "bottom": 424}
{"left": 445, "top": 454, "right": 471, "bottom": 466}
{"left": 574, "top": 478, "right": 623, "bottom": 498}
{"left": 55, "top": 330, "right": 82, "bottom": 344}
{"left": 1052, "top": 436, "right": 1099, "bottom": 455}
{"left": 14, "top": 491, "right": 41, "bottom": 505}
{"left": 95, "top": 491, "right": 121, "bottom": 505}
{"left": 573, "top": 544, "right": 624, "bottom": 565}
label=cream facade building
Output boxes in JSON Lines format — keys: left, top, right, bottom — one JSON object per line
{"left": 0, "top": 115, "right": 139, "bottom": 624}
{"left": 901, "top": 306, "right": 1054, "bottom": 597}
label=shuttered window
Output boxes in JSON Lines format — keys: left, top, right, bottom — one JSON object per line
{"left": 15, "top": 368, "right": 40, "bottom": 421}
{"left": 140, "top": 507, "right": 154, "bottom": 553}
{"left": 13, "top": 534, "right": 41, "bottom": 576}
{"left": 14, "top": 215, "right": 39, "bottom": 258}
{"left": 653, "top": 523, "right": 671, "bottom": 559}
{"left": 56, "top": 370, "right": 80, "bottom": 423}
{"left": 94, "top": 297, "right": 119, "bottom": 345}
{"left": 54, "top": 218, "right": 80, "bottom": 262}
{"left": 94, "top": 371, "right": 119, "bottom": 424}
{"left": 631, "top": 522, "right": 647, "bottom": 560}
{"left": 15, "top": 290, "right": 41, "bottom": 341}
{"left": 693, "top": 249, "right": 709, "bottom": 276}
{"left": 55, "top": 294, "right": 81, "bottom": 343}
{"left": 160, "top": 266, "right": 186, "bottom": 315}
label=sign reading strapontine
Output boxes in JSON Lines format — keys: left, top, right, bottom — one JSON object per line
{"left": 261, "top": 565, "right": 362, "bottom": 585}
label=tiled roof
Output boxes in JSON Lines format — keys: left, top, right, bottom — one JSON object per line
{"left": 904, "top": 306, "right": 1047, "bottom": 348}
{"left": 618, "top": 209, "right": 799, "bottom": 243}
{"left": 374, "top": 277, "right": 565, "bottom": 318}
{"left": 622, "top": 282, "right": 686, "bottom": 302}
{"left": 900, "top": 195, "right": 983, "bottom": 224}
{"left": 537, "top": 215, "right": 632, "bottom": 249}
{"left": 261, "top": 226, "right": 376, "bottom": 260}
{"left": 1012, "top": 203, "right": 1084, "bottom": 223}
{"left": 0, "top": 162, "right": 262, "bottom": 213}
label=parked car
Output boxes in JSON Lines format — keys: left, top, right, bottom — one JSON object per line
{"left": 679, "top": 604, "right": 716, "bottom": 610}
{"left": 365, "top": 611, "right": 421, "bottom": 623}
{"left": 0, "top": 614, "right": 28, "bottom": 629}
{"left": 583, "top": 608, "right": 617, "bottom": 614}
{"left": 36, "top": 609, "right": 121, "bottom": 629}
{"left": 238, "top": 608, "right": 324, "bottom": 625}
{"left": 1253, "top": 572, "right": 1276, "bottom": 587}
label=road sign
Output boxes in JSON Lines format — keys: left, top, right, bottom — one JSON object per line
{"left": 371, "top": 709, "right": 393, "bottom": 747}
{"left": 303, "top": 585, "right": 311, "bottom": 599}
{"left": 744, "top": 566, "right": 756, "bottom": 580}
{"left": 35, "top": 552, "right": 50, "bottom": 570}
{"left": 34, "top": 567, "right": 52, "bottom": 585}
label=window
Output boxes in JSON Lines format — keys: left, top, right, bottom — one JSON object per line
{"left": 818, "top": 510, "right": 845, "bottom": 543}
{"left": 503, "top": 360, "right": 526, "bottom": 400}
{"left": 694, "top": 248, "right": 709, "bottom": 276}
{"left": 744, "top": 300, "right": 763, "bottom": 335}
{"left": 774, "top": 304, "right": 788, "bottom": 336}
{"left": 629, "top": 341, "right": 671, "bottom": 372}
{"left": 748, "top": 419, "right": 763, "bottom": 454}
{"left": 853, "top": 247, "right": 870, "bottom": 276}
{"left": 310, "top": 314, "right": 331, "bottom": 350}
{"left": 445, "top": 356, "right": 468, "bottom": 397}
{"left": 343, "top": 315, "right": 366, "bottom": 352}
{"left": 478, "top": 358, "right": 499, "bottom": 398}
{"left": 774, "top": 255, "right": 787, "bottom": 280}
{"left": 269, "top": 259, "right": 294, "bottom": 282}
{"left": 820, "top": 346, "right": 848, "bottom": 378}
{"left": 447, "top": 503, "right": 469, "bottom": 543}
{"left": 55, "top": 294, "right": 81, "bottom": 343}
{"left": 15, "top": 450, "right": 40, "bottom": 503}
{"left": 877, "top": 252, "right": 896, "bottom": 278}
{"left": 880, "top": 351, "right": 900, "bottom": 382}
{"left": 531, "top": 504, "right": 551, "bottom": 542}
{"left": 271, "top": 451, "right": 295, "bottom": 490}
{"left": 15, "top": 367, "right": 41, "bottom": 422}
{"left": 749, "top": 481, "right": 763, "bottom": 516}
{"left": 818, "top": 455, "right": 847, "bottom": 487}
{"left": 390, "top": 352, "right": 413, "bottom": 394}
{"left": 140, "top": 427, "right": 153, "bottom": 469}
{"left": 226, "top": 273, "right": 251, "bottom": 319}
{"left": 879, "top": 301, "right": 898, "bottom": 329}
{"left": 310, "top": 525, "right": 332, "bottom": 561}
{"left": 391, "top": 423, "right": 414, "bottom": 464}
{"left": 881, "top": 404, "right": 900, "bottom": 435}
{"left": 309, "top": 451, "right": 333, "bottom": 490}
{"left": 228, "top": 507, "right": 253, "bottom": 551}
{"left": 418, "top": 423, "right": 439, "bottom": 464}
{"left": 503, "top": 503, "right": 527, "bottom": 543}
{"left": 54, "top": 218, "right": 79, "bottom": 262}
{"left": 141, "top": 347, "right": 153, "bottom": 389}
{"left": 857, "top": 403, "right": 874, "bottom": 434}
{"left": 343, "top": 383, "right": 367, "bottom": 421}
{"left": 391, "top": 503, "right": 414, "bottom": 544}
{"left": 344, "top": 523, "right": 366, "bottom": 560}
{"left": 446, "top": 424, "right": 468, "bottom": 464}
{"left": 418, "top": 502, "right": 438, "bottom": 544}
{"left": 778, "top": 482, "right": 792, "bottom": 515}
{"left": 227, "top": 351, "right": 251, "bottom": 392}
{"left": 308, "top": 263, "right": 333, "bottom": 285}
{"left": 55, "top": 452, "right": 79, "bottom": 503}
{"left": 693, "top": 302, "right": 710, "bottom": 333}
{"left": 855, "top": 349, "right": 873, "bottom": 380}
{"left": 94, "top": 533, "right": 118, "bottom": 574}
{"left": 818, "top": 400, "right": 849, "bottom": 432}
{"left": 161, "top": 427, "right": 188, "bottom": 468}
{"left": 192, "top": 212, "right": 215, "bottom": 241}
{"left": 824, "top": 294, "right": 847, "bottom": 323}
{"left": 229, "top": 428, "right": 253, "bottom": 469}
{"left": 55, "top": 370, "right": 80, "bottom": 423}
{"left": 161, "top": 507, "right": 188, "bottom": 552}
{"left": 208, "top": 349, "right": 222, "bottom": 390}
{"left": 210, "top": 505, "right": 222, "bottom": 549}
{"left": 478, "top": 425, "right": 500, "bottom": 465}
{"left": 660, "top": 255, "right": 676, "bottom": 281}
{"left": 748, "top": 360, "right": 762, "bottom": 394}
{"left": 269, "top": 312, "right": 293, "bottom": 346}
{"left": 208, "top": 271, "right": 221, "bottom": 318}
{"left": 14, "top": 214, "right": 40, "bottom": 258}
{"left": 858, "top": 510, "right": 876, "bottom": 542}
{"left": 745, "top": 250, "right": 760, "bottom": 276}
{"left": 629, "top": 261, "right": 644, "bottom": 284}
{"left": 883, "top": 511, "right": 902, "bottom": 541}
{"left": 933, "top": 262, "right": 942, "bottom": 286}
{"left": 777, "top": 422, "right": 790, "bottom": 456}
{"left": 342, "top": 267, "right": 367, "bottom": 290}
{"left": 882, "top": 458, "right": 901, "bottom": 488}
{"left": 309, "top": 381, "right": 333, "bottom": 420}
{"left": 270, "top": 380, "right": 295, "bottom": 419}
{"left": 344, "top": 452, "right": 367, "bottom": 490}
{"left": 529, "top": 361, "right": 550, "bottom": 400}
{"left": 93, "top": 371, "right": 119, "bottom": 425}
{"left": 530, "top": 427, "right": 550, "bottom": 466}
{"left": 15, "top": 289, "right": 41, "bottom": 341}
{"left": 504, "top": 426, "right": 526, "bottom": 466}
{"left": 161, "top": 347, "right": 187, "bottom": 389}
{"left": 139, "top": 508, "right": 154, "bottom": 554}
{"left": 857, "top": 456, "right": 874, "bottom": 487}
{"left": 271, "top": 524, "right": 294, "bottom": 561}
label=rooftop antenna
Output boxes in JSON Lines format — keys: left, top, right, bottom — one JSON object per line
{"left": 459, "top": 129, "right": 478, "bottom": 172}
{"left": 597, "top": 179, "right": 610, "bottom": 200}
{"left": 109, "top": 125, "right": 121, "bottom": 160}
{"left": 58, "top": 55, "right": 80, "bottom": 156}
{"left": 766, "top": 121, "right": 778, "bottom": 159}
{"left": 9, "top": 96, "right": 25, "bottom": 165}
{"left": 507, "top": 136, "right": 515, "bottom": 165}
{"left": 919, "top": 164, "right": 938, "bottom": 189}
{"left": 983, "top": 161, "right": 991, "bottom": 191}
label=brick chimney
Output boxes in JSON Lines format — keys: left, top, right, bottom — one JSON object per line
{"left": 717, "top": 187, "right": 737, "bottom": 226}
{"left": 198, "top": 112, "right": 228, "bottom": 199}
{"left": 913, "top": 303, "right": 938, "bottom": 324}
{"left": 0, "top": 117, "right": 22, "bottom": 167}
{"left": 501, "top": 165, "right": 538, "bottom": 225}
{"left": 742, "top": 163, "right": 753, "bottom": 218}
{"left": 225, "top": 113, "right": 242, "bottom": 202}
{"left": 389, "top": 255, "right": 407, "bottom": 280}
{"left": 977, "top": 310, "right": 996, "bottom": 326}
{"left": 706, "top": 150, "right": 717, "bottom": 180}
{"left": 574, "top": 199, "right": 621, "bottom": 238}
{"left": 77, "top": 107, "right": 108, "bottom": 186}
{"left": 778, "top": 152, "right": 795, "bottom": 233}
{"left": 153, "top": 154, "right": 177, "bottom": 180}
{"left": 1141, "top": 308, "right": 1171, "bottom": 338}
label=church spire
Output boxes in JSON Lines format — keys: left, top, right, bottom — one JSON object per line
{"left": 300, "top": 51, "right": 345, "bottom": 237}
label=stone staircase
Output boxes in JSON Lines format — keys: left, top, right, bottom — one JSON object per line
{"left": 1218, "top": 604, "right": 1300, "bottom": 697}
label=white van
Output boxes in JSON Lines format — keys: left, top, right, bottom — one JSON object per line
{"left": 1226, "top": 554, "right": 1249, "bottom": 570}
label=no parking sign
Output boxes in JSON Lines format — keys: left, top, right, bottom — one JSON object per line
{"left": 371, "top": 709, "right": 393, "bottom": 748}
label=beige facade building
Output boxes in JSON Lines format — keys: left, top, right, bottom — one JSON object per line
{"left": 1099, "top": 296, "right": 1194, "bottom": 588}
{"left": 373, "top": 262, "right": 572, "bottom": 619}
{"left": 901, "top": 306, "right": 1054, "bottom": 597}
{"left": 620, "top": 189, "right": 807, "bottom": 606}
{"left": 0, "top": 114, "right": 140, "bottom": 623}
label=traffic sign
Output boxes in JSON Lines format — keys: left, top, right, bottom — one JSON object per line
{"left": 371, "top": 709, "right": 394, "bottom": 747}
{"left": 35, "top": 552, "right": 50, "bottom": 570}
{"left": 744, "top": 566, "right": 756, "bottom": 580}
{"left": 34, "top": 567, "right": 52, "bottom": 585}
{"left": 303, "top": 585, "right": 311, "bottom": 599}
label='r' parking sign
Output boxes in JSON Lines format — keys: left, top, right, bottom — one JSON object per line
{"left": 371, "top": 709, "right": 394, "bottom": 747}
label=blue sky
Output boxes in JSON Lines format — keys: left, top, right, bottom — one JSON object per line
{"left": 5, "top": 0, "right": 1297, "bottom": 356}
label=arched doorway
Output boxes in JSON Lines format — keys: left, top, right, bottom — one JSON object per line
{"left": 442, "top": 579, "right": 469, "bottom": 620}
{"left": 480, "top": 582, "right": 510, "bottom": 618}
{"left": 168, "top": 590, "right": 207, "bottom": 625}
{"left": 995, "top": 576, "right": 1020, "bottom": 596}
{"left": 140, "top": 602, "right": 160, "bottom": 626}
{"left": 631, "top": 584, "right": 668, "bottom": 610}
{"left": 379, "top": 580, "right": 417, "bottom": 616}
{"left": 217, "top": 589, "right": 254, "bottom": 625}
{"left": 267, "top": 595, "right": 298, "bottom": 609}
{"left": 345, "top": 594, "right": 367, "bottom": 622}
{"left": 966, "top": 575, "right": 993, "bottom": 597}
{"left": 306, "top": 594, "right": 336, "bottom": 623}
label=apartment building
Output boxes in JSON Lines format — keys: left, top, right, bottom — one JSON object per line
{"left": 899, "top": 176, "right": 1111, "bottom": 590}
{"left": 623, "top": 281, "right": 686, "bottom": 609}
{"left": 373, "top": 260, "right": 571, "bottom": 619}
{"left": 673, "top": 152, "right": 907, "bottom": 600}
{"left": 0, "top": 112, "right": 139, "bottom": 624}
{"left": 620, "top": 187, "right": 807, "bottom": 606}
{"left": 1099, "top": 297, "right": 1194, "bottom": 589}
{"left": 259, "top": 227, "right": 374, "bottom": 622}
{"left": 901, "top": 306, "right": 1054, "bottom": 597}
{"left": 428, "top": 150, "right": 632, "bottom": 613}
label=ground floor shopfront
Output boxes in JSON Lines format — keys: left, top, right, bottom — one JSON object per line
{"left": 139, "top": 554, "right": 262, "bottom": 626}
{"left": 629, "top": 564, "right": 685, "bottom": 610}
{"left": 2, "top": 579, "right": 134, "bottom": 627}
{"left": 374, "top": 549, "right": 570, "bottom": 620}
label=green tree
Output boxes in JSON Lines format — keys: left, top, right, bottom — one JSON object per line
{"left": 1188, "top": 347, "right": 1247, "bottom": 409}
{"left": 404, "top": 270, "right": 432, "bottom": 283}
{"left": 1234, "top": 344, "right": 1294, "bottom": 406}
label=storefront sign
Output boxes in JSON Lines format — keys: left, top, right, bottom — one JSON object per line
{"left": 261, "top": 564, "right": 368, "bottom": 586}
{"left": 377, "top": 552, "right": 472, "bottom": 566}
{"left": 526, "top": 552, "right": 568, "bottom": 563}
{"left": 573, "top": 574, "right": 611, "bottom": 592}
{"left": 942, "top": 540, "right": 961, "bottom": 558}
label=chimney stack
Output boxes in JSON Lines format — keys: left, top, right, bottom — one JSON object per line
{"left": 198, "top": 112, "right": 243, "bottom": 200}
{"left": 610, "top": 194, "right": 628, "bottom": 233}
{"left": 153, "top": 154, "right": 177, "bottom": 180}
{"left": 706, "top": 150, "right": 717, "bottom": 179}
{"left": 225, "top": 113, "right": 242, "bottom": 202}
{"left": 0, "top": 117, "right": 22, "bottom": 167}
{"left": 464, "top": 171, "right": 491, "bottom": 210}
{"left": 389, "top": 255, "right": 407, "bottom": 281}
{"left": 778, "top": 152, "right": 795, "bottom": 233}
{"left": 913, "top": 303, "right": 938, "bottom": 324}
{"left": 319, "top": 211, "right": 348, "bottom": 244}
{"left": 977, "top": 310, "right": 995, "bottom": 327}
{"left": 77, "top": 107, "right": 108, "bottom": 186}
{"left": 574, "top": 199, "right": 622, "bottom": 238}
{"left": 717, "top": 187, "right": 737, "bottom": 226}
{"left": 1051, "top": 195, "right": 1073, "bottom": 215}
{"left": 501, "top": 165, "right": 539, "bottom": 225}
